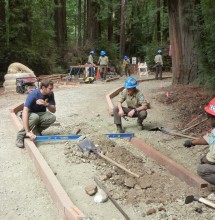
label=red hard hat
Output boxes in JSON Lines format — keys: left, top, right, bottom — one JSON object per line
{"left": 204, "top": 98, "right": 215, "bottom": 116}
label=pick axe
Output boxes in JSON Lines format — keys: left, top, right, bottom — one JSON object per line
{"left": 185, "top": 195, "right": 215, "bottom": 209}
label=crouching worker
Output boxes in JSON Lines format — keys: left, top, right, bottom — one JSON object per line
{"left": 183, "top": 98, "right": 215, "bottom": 185}
{"left": 113, "top": 77, "right": 149, "bottom": 133}
{"left": 16, "top": 79, "right": 56, "bottom": 148}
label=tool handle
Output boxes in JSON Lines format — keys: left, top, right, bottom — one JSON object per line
{"left": 162, "top": 129, "right": 198, "bottom": 140}
{"left": 199, "top": 197, "right": 215, "bottom": 208}
{"left": 97, "top": 152, "right": 139, "bottom": 178}
{"left": 94, "top": 177, "right": 130, "bottom": 220}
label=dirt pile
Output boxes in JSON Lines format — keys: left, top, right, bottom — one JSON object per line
{"left": 64, "top": 134, "right": 204, "bottom": 207}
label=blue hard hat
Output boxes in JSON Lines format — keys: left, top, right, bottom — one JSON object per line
{"left": 124, "top": 56, "right": 128, "bottom": 60}
{"left": 124, "top": 77, "right": 139, "bottom": 89}
{"left": 157, "top": 49, "right": 162, "bottom": 54}
{"left": 100, "top": 50, "right": 106, "bottom": 56}
{"left": 90, "top": 50, "right": 95, "bottom": 54}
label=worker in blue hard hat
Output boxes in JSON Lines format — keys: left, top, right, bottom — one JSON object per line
{"left": 113, "top": 77, "right": 150, "bottom": 133}
{"left": 98, "top": 50, "right": 108, "bottom": 80}
{"left": 122, "top": 56, "right": 130, "bottom": 76}
{"left": 154, "top": 49, "right": 163, "bottom": 80}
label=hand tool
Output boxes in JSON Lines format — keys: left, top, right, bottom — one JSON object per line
{"left": 94, "top": 176, "right": 130, "bottom": 220}
{"left": 149, "top": 127, "right": 198, "bottom": 140}
{"left": 35, "top": 133, "right": 134, "bottom": 142}
{"left": 185, "top": 195, "right": 215, "bottom": 209}
{"left": 77, "top": 138, "right": 139, "bottom": 178}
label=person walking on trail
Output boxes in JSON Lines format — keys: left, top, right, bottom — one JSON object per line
{"left": 87, "top": 50, "right": 96, "bottom": 77}
{"left": 183, "top": 98, "right": 215, "bottom": 185}
{"left": 113, "top": 77, "right": 149, "bottom": 133}
{"left": 122, "top": 56, "right": 130, "bottom": 76}
{"left": 154, "top": 49, "right": 163, "bottom": 80}
{"left": 98, "top": 50, "right": 108, "bottom": 80}
{"left": 16, "top": 79, "right": 56, "bottom": 148}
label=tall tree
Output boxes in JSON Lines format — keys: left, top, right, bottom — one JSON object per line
{"left": 78, "top": 0, "right": 82, "bottom": 46}
{"left": 120, "top": 0, "right": 126, "bottom": 58}
{"left": 54, "top": 0, "right": 67, "bottom": 48}
{"left": 167, "top": 0, "right": 199, "bottom": 84}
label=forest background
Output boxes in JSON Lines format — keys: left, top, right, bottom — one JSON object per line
{"left": 0, "top": 0, "right": 215, "bottom": 92}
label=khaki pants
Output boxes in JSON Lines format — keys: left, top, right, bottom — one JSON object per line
{"left": 155, "top": 63, "right": 162, "bottom": 79}
{"left": 99, "top": 65, "right": 107, "bottom": 79}
{"left": 113, "top": 106, "right": 147, "bottom": 125}
{"left": 16, "top": 111, "right": 56, "bottom": 141}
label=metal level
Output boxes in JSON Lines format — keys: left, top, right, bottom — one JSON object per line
{"left": 35, "top": 133, "right": 134, "bottom": 142}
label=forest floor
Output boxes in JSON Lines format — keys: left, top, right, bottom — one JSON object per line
{"left": 1, "top": 72, "right": 215, "bottom": 220}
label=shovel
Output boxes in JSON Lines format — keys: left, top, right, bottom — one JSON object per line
{"left": 185, "top": 195, "right": 215, "bottom": 209}
{"left": 149, "top": 127, "right": 198, "bottom": 140}
{"left": 77, "top": 138, "right": 139, "bottom": 178}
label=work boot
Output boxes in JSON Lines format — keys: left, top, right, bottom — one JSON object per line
{"left": 116, "top": 124, "right": 125, "bottom": 133}
{"left": 16, "top": 139, "right": 24, "bottom": 148}
{"left": 137, "top": 120, "right": 144, "bottom": 131}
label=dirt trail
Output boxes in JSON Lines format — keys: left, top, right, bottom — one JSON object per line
{"left": 1, "top": 74, "right": 215, "bottom": 220}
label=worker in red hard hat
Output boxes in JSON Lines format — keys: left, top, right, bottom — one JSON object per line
{"left": 183, "top": 97, "right": 215, "bottom": 185}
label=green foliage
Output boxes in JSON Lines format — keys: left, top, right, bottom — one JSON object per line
{"left": 194, "top": 0, "right": 215, "bottom": 93}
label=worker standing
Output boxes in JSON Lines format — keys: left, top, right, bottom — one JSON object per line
{"left": 183, "top": 98, "right": 215, "bottom": 185}
{"left": 154, "top": 49, "right": 163, "bottom": 80}
{"left": 16, "top": 79, "right": 56, "bottom": 148}
{"left": 87, "top": 50, "right": 96, "bottom": 77}
{"left": 113, "top": 77, "right": 149, "bottom": 133}
{"left": 98, "top": 50, "right": 108, "bottom": 80}
{"left": 122, "top": 56, "right": 130, "bottom": 76}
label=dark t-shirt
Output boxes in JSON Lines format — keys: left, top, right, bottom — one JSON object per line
{"left": 24, "top": 88, "right": 55, "bottom": 112}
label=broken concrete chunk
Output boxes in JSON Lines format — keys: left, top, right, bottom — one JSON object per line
{"left": 85, "top": 185, "right": 97, "bottom": 196}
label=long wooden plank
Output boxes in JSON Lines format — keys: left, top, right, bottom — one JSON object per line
{"left": 10, "top": 104, "right": 86, "bottom": 220}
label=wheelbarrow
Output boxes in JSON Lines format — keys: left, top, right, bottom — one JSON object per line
{"left": 77, "top": 138, "right": 139, "bottom": 178}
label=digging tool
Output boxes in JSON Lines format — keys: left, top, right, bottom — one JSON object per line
{"left": 94, "top": 176, "right": 130, "bottom": 220}
{"left": 149, "top": 127, "right": 198, "bottom": 140}
{"left": 182, "top": 114, "right": 203, "bottom": 129}
{"left": 77, "top": 138, "right": 139, "bottom": 178}
{"left": 182, "top": 118, "right": 208, "bottom": 133}
{"left": 185, "top": 195, "right": 215, "bottom": 209}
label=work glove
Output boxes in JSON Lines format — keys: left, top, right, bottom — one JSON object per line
{"left": 183, "top": 139, "right": 195, "bottom": 148}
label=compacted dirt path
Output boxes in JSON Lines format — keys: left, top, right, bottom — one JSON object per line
{"left": 1, "top": 74, "right": 215, "bottom": 220}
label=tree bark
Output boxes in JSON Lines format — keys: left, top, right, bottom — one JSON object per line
{"left": 120, "top": 0, "right": 126, "bottom": 58}
{"left": 54, "top": 0, "right": 67, "bottom": 48}
{"left": 0, "top": 0, "right": 6, "bottom": 45}
{"left": 168, "top": 0, "right": 199, "bottom": 84}
{"left": 156, "top": 0, "right": 161, "bottom": 43}
{"left": 78, "top": 0, "right": 82, "bottom": 46}
{"left": 87, "top": 0, "right": 99, "bottom": 42}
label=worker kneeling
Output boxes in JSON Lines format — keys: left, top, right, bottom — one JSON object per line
{"left": 183, "top": 98, "right": 215, "bottom": 185}
{"left": 16, "top": 79, "right": 56, "bottom": 148}
{"left": 113, "top": 77, "right": 149, "bottom": 133}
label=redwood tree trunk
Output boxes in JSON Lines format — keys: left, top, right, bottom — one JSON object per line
{"left": 168, "top": 0, "right": 199, "bottom": 84}
{"left": 78, "top": 0, "right": 82, "bottom": 46}
{"left": 120, "top": 0, "right": 126, "bottom": 58}
{"left": 87, "top": 0, "right": 99, "bottom": 42}
{"left": 54, "top": 0, "right": 67, "bottom": 48}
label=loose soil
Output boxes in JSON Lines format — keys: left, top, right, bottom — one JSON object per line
{"left": 1, "top": 73, "right": 215, "bottom": 220}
